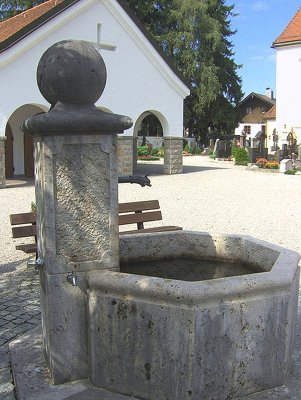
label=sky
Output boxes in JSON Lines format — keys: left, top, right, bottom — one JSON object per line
{"left": 226, "top": 0, "right": 301, "bottom": 98}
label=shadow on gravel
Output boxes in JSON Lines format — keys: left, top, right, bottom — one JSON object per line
{"left": 134, "top": 162, "right": 227, "bottom": 176}
{"left": 0, "top": 258, "right": 32, "bottom": 274}
{"left": 5, "top": 177, "right": 34, "bottom": 189}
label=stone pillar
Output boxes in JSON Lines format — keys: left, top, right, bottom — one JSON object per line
{"left": 0, "top": 136, "right": 6, "bottom": 188}
{"left": 116, "top": 135, "right": 134, "bottom": 175}
{"left": 163, "top": 136, "right": 183, "bottom": 174}
{"left": 21, "top": 40, "right": 132, "bottom": 384}
{"left": 298, "top": 144, "right": 301, "bottom": 160}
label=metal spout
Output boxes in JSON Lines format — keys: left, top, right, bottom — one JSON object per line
{"left": 67, "top": 272, "right": 78, "bottom": 286}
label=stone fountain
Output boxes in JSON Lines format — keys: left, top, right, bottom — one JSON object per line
{"left": 11, "top": 40, "right": 300, "bottom": 400}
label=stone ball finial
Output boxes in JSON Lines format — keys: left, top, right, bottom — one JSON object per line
{"left": 37, "top": 40, "right": 107, "bottom": 105}
{"left": 22, "top": 39, "right": 133, "bottom": 135}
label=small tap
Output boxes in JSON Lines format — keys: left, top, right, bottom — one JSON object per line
{"left": 27, "top": 257, "right": 44, "bottom": 270}
{"left": 66, "top": 272, "right": 78, "bottom": 286}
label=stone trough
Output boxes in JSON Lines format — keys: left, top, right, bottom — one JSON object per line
{"left": 13, "top": 40, "right": 300, "bottom": 400}
{"left": 87, "top": 231, "right": 299, "bottom": 399}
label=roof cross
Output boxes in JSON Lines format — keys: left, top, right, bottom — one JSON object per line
{"left": 93, "top": 23, "right": 117, "bottom": 52}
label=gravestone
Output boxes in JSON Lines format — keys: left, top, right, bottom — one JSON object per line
{"left": 21, "top": 40, "right": 132, "bottom": 383}
{"left": 215, "top": 139, "right": 232, "bottom": 158}
{"left": 279, "top": 159, "right": 293, "bottom": 173}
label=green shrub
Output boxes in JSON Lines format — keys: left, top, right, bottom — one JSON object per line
{"left": 234, "top": 147, "right": 249, "bottom": 165}
{"left": 151, "top": 147, "right": 159, "bottom": 156}
{"left": 137, "top": 146, "right": 149, "bottom": 156}
{"left": 184, "top": 144, "right": 190, "bottom": 153}
{"left": 231, "top": 146, "right": 238, "bottom": 159}
{"left": 157, "top": 147, "right": 164, "bottom": 157}
{"left": 31, "top": 202, "right": 36, "bottom": 212}
{"left": 284, "top": 169, "right": 297, "bottom": 175}
{"left": 190, "top": 145, "right": 196, "bottom": 154}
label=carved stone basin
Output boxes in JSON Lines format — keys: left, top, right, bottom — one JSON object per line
{"left": 86, "top": 231, "right": 300, "bottom": 400}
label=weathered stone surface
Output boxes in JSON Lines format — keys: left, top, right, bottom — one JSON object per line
{"left": 0, "top": 137, "right": 6, "bottom": 189}
{"left": 86, "top": 231, "right": 300, "bottom": 400}
{"left": 164, "top": 137, "right": 183, "bottom": 174}
{"left": 116, "top": 136, "right": 133, "bottom": 176}
{"left": 20, "top": 40, "right": 132, "bottom": 385}
{"left": 35, "top": 134, "right": 119, "bottom": 274}
{"left": 22, "top": 41, "right": 133, "bottom": 136}
{"left": 37, "top": 40, "right": 107, "bottom": 106}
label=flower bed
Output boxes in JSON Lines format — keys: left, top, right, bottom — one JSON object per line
{"left": 256, "top": 158, "right": 279, "bottom": 169}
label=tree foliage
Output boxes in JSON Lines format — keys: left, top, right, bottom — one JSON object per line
{"left": 126, "top": 0, "right": 243, "bottom": 143}
{"left": 0, "top": 1, "right": 45, "bottom": 20}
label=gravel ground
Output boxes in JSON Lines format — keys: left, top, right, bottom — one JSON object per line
{"left": 120, "top": 156, "right": 301, "bottom": 257}
{"left": 1, "top": 156, "right": 301, "bottom": 269}
{"left": 0, "top": 156, "right": 300, "bottom": 399}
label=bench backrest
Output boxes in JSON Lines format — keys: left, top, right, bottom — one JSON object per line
{"left": 10, "top": 200, "right": 163, "bottom": 240}
{"left": 10, "top": 212, "right": 37, "bottom": 239}
{"left": 119, "top": 200, "right": 162, "bottom": 227}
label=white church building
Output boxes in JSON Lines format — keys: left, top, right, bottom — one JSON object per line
{"left": 272, "top": 7, "right": 301, "bottom": 150}
{"left": 0, "top": 0, "right": 190, "bottom": 187}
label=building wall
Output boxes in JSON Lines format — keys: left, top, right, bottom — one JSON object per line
{"left": 276, "top": 45, "right": 301, "bottom": 145}
{"left": 0, "top": 0, "right": 189, "bottom": 137}
{"left": 239, "top": 97, "right": 272, "bottom": 124}
{"left": 265, "top": 119, "right": 277, "bottom": 153}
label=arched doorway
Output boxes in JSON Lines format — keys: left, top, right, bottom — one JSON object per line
{"left": 5, "top": 104, "right": 48, "bottom": 178}
{"left": 135, "top": 111, "right": 166, "bottom": 148}
{"left": 133, "top": 111, "right": 168, "bottom": 174}
{"left": 5, "top": 123, "right": 13, "bottom": 178}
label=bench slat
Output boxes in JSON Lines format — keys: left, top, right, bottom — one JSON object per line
{"left": 10, "top": 212, "right": 36, "bottom": 225}
{"left": 10, "top": 200, "right": 182, "bottom": 255}
{"left": 119, "top": 210, "right": 162, "bottom": 226}
{"left": 120, "top": 226, "right": 183, "bottom": 235}
{"left": 12, "top": 225, "right": 37, "bottom": 238}
{"left": 119, "top": 200, "right": 159, "bottom": 214}
{"left": 16, "top": 243, "right": 38, "bottom": 253}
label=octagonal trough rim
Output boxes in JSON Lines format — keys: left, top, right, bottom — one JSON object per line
{"left": 87, "top": 231, "right": 300, "bottom": 307}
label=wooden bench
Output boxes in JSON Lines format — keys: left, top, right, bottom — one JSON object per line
{"left": 10, "top": 200, "right": 182, "bottom": 254}
{"left": 119, "top": 200, "right": 182, "bottom": 235}
{"left": 10, "top": 212, "right": 37, "bottom": 255}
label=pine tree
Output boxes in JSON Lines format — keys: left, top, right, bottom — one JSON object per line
{"left": 126, "top": 0, "right": 243, "bottom": 143}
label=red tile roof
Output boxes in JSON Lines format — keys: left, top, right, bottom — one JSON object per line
{"left": 0, "top": 0, "right": 65, "bottom": 42}
{"left": 273, "top": 8, "right": 301, "bottom": 46}
{"left": 263, "top": 104, "right": 276, "bottom": 120}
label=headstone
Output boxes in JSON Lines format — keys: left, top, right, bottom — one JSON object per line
{"left": 247, "top": 148, "right": 268, "bottom": 164}
{"left": 215, "top": 139, "right": 232, "bottom": 158}
{"left": 21, "top": 40, "right": 132, "bottom": 384}
{"left": 279, "top": 159, "right": 293, "bottom": 173}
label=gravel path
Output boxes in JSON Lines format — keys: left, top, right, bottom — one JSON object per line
{"left": 0, "top": 156, "right": 300, "bottom": 399}
{"left": 120, "top": 156, "right": 301, "bottom": 257}
{"left": 1, "top": 156, "right": 300, "bottom": 268}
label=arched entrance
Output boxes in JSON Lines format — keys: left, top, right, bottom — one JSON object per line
{"left": 135, "top": 111, "right": 166, "bottom": 147}
{"left": 133, "top": 110, "right": 168, "bottom": 174}
{"left": 5, "top": 104, "right": 48, "bottom": 178}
